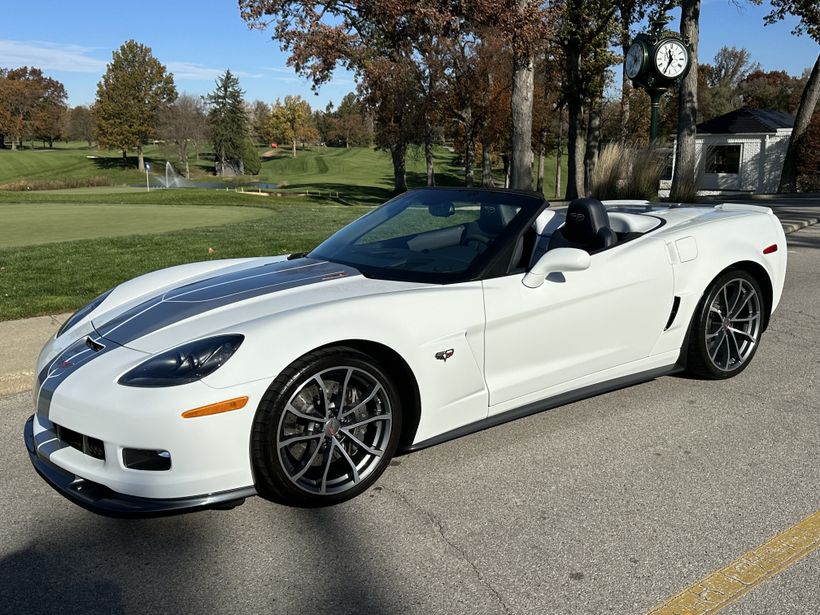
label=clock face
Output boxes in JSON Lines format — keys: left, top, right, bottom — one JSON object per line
{"left": 654, "top": 40, "right": 688, "bottom": 79}
{"left": 625, "top": 42, "right": 644, "bottom": 79}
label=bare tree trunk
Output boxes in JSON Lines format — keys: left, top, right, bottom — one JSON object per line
{"left": 564, "top": 42, "right": 586, "bottom": 200}
{"left": 584, "top": 96, "right": 602, "bottom": 195}
{"left": 779, "top": 52, "right": 820, "bottom": 193}
{"left": 464, "top": 126, "right": 475, "bottom": 187}
{"left": 185, "top": 159, "right": 190, "bottom": 180}
{"left": 536, "top": 125, "right": 547, "bottom": 194}
{"left": 390, "top": 141, "right": 407, "bottom": 194}
{"left": 292, "top": 138, "right": 297, "bottom": 158}
{"left": 425, "top": 134, "right": 435, "bottom": 186}
{"left": 510, "top": 47, "right": 534, "bottom": 190}
{"left": 137, "top": 145, "right": 145, "bottom": 172}
{"left": 555, "top": 106, "right": 563, "bottom": 198}
{"left": 671, "top": 0, "right": 700, "bottom": 201}
{"left": 122, "top": 149, "right": 127, "bottom": 159}
{"left": 620, "top": 29, "right": 632, "bottom": 145}
{"left": 481, "top": 138, "right": 495, "bottom": 187}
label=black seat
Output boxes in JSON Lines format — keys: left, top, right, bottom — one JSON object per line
{"left": 548, "top": 197, "right": 617, "bottom": 254}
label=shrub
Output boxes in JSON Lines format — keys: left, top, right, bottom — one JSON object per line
{"left": 0, "top": 176, "right": 114, "bottom": 191}
{"left": 590, "top": 143, "right": 665, "bottom": 201}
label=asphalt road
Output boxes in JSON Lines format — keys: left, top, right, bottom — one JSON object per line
{"left": 1, "top": 227, "right": 818, "bottom": 615}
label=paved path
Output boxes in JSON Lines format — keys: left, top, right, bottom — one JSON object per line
{"left": 0, "top": 227, "right": 817, "bottom": 614}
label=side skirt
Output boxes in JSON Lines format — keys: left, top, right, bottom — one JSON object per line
{"left": 403, "top": 364, "right": 681, "bottom": 452}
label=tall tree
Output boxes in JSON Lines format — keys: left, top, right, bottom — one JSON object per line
{"left": 94, "top": 40, "right": 177, "bottom": 171}
{"left": 251, "top": 100, "right": 274, "bottom": 145}
{"left": 739, "top": 69, "right": 805, "bottom": 114}
{"left": 699, "top": 46, "right": 759, "bottom": 120}
{"left": 670, "top": 0, "right": 700, "bottom": 201}
{"left": 330, "top": 92, "right": 368, "bottom": 148}
{"left": 270, "top": 95, "right": 317, "bottom": 156}
{"left": 0, "top": 67, "right": 66, "bottom": 149}
{"left": 63, "top": 105, "right": 96, "bottom": 145}
{"left": 763, "top": 0, "right": 820, "bottom": 192}
{"left": 207, "top": 70, "right": 253, "bottom": 174}
{"left": 159, "top": 93, "right": 207, "bottom": 179}
{"left": 559, "top": 0, "right": 619, "bottom": 200}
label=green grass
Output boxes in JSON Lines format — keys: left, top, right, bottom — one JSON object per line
{"left": 0, "top": 143, "right": 568, "bottom": 320}
{"left": 0, "top": 203, "right": 275, "bottom": 248}
{"left": 0, "top": 202, "right": 371, "bottom": 320}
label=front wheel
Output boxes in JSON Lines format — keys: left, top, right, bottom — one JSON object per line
{"left": 251, "top": 347, "right": 401, "bottom": 507}
{"left": 686, "top": 270, "right": 765, "bottom": 379}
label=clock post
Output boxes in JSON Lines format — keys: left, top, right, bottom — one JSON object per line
{"left": 625, "top": 13, "right": 692, "bottom": 143}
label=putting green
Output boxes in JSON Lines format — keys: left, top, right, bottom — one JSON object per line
{"left": 0, "top": 203, "right": 275, "bottom": 248}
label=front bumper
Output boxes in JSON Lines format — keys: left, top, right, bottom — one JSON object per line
{"left": 24, "top": 415, "right": 255, "bottom": 518}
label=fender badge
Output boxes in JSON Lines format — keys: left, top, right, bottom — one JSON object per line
{"left": 435, "top": 349, "right": 454, "bottom": 362}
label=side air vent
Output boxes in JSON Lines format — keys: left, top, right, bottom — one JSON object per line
{"left": 665, "top": 296, "right": 681, "bottom": 331}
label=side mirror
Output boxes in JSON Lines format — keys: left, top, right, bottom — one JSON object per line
{"left": 523, "top": 248, "right": 590, "bottom": 288}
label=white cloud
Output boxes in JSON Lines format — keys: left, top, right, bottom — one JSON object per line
{"left": 166, "top": 61, "right": 262, "bottom": 81}
{"left": 0, "top": 39, "right": 107, "bottom": 73}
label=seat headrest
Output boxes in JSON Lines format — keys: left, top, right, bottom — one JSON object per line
{"left": 562, "top": 198, "right": 610, "bottom": 244}
{"left": 478, "top": 203, "right": 517, "bottom": 235}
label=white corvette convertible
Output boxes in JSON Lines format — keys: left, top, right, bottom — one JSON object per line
{"left": 25, "top": 188, "right": 787, "bottom": 515}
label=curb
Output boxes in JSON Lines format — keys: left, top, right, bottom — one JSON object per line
{"left": 780, "top": 217, "right": 819, "bottom": 234}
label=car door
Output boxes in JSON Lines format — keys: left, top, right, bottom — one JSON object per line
{"left": 482, "top": 237, "right": 673, "bottom": 409}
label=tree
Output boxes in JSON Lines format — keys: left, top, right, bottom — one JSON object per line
{"left": 670, "top": 0, "right": 700, "bottom": 201}
{"left": 330, "top": 92, "right": 368, "bottom": 148}
{"left": 250, "top": 100, "right": 274, "bottom": 144}
{"left": 94, "top": 40, "right": 176, "bottom": 170}
{"left": 698, "top": 46, "right": 758, "bottom": 120}
{"left": 739, "top": 69, "right": 805, "bottom": 114}
{"left": 63, "top": 105, "right": 96, "bottom": 145}
{"left": 270, "top": 95, "right": 317, "bottom": 156}
{"left": 207, "top": 70, "right": 254, "bottom": 175}
{"left": 763, "top": 0, "right": 820, "bottom": 192}
{"left": 0, "top": 67, "right": 66, "bottom": 149}
{"left": 159, "top": 94, "right": 207, "bottom": 178}
{"left": 558, "top": 0, "right": 619, "bottom": 200}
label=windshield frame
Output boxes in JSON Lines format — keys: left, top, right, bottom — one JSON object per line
{"left": 309, "top": 187, "right": 549, "bottom": 284}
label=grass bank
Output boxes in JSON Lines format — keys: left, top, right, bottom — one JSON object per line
{"left": 0, "top": 202, "right": 371, "bottom": 321}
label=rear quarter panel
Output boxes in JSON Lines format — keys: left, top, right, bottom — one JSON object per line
{"left": 650, "top": 208, "right": 786, "bottom": 357}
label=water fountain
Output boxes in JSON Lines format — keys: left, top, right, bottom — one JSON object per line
{"left": 159, "top": 161, "right": 192, "bottom": 188}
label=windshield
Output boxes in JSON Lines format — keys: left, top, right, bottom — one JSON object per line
{"left": 310, "top": 188, "right": 541, "bottom": 283}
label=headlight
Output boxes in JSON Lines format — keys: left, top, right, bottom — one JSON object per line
{"left": 118, "top": 335, "right": 244, "bottom": 387}
{"left": 57, "top": 289, "right": 113, "bottom": 338}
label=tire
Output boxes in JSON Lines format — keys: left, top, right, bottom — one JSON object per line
{"left": 251, "top": 346, "right": 402, "bottom": 507}
{"left": 686, "top": 269, "right": 765, "bottom": 380}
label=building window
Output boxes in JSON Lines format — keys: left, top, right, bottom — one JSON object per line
{"left": 705, "top": 145, "right": 741, "bottom": 174}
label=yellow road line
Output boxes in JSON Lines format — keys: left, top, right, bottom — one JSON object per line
{"left": 646, "top": 510, "right": 820, "bottom": 615}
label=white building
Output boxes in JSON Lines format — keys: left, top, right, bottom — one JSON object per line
{"left": 660, "top": 108, "right": 794, "bottom": 196}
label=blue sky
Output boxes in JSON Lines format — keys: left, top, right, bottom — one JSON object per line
{"left": 1, "top": 0, "right": 817, "bottom": 109}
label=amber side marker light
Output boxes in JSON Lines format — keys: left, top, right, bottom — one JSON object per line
{"left": 182, "top": 396, "right": 249, "bottom": 419}
{"left": 763, "top": 244, "right": 778, "bottom": 254}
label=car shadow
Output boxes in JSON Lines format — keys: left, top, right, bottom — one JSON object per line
{"left": 0, "top": 501, "right": 400, "bottom": 614}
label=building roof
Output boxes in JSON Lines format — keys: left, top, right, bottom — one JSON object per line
{"left": 697, "top": 107, "right": 794, "bottom": 134}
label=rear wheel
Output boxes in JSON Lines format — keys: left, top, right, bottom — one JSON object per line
{"left": 252, "top": 347, "right": 401, "bottom": 507}
{"left": 686, "top": 270, "right": 765, "bottom": 379}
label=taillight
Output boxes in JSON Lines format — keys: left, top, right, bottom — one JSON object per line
{"left": 763, "top": 244, "right": 778, "bottom": 254}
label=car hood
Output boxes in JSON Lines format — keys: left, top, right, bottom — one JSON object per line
{"left": 89, "top": 256, "right": 425, "bottom": 353}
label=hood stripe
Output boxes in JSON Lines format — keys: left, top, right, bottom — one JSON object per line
{"left": 96, "top": 258, "right": 360, "bottom": 347}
